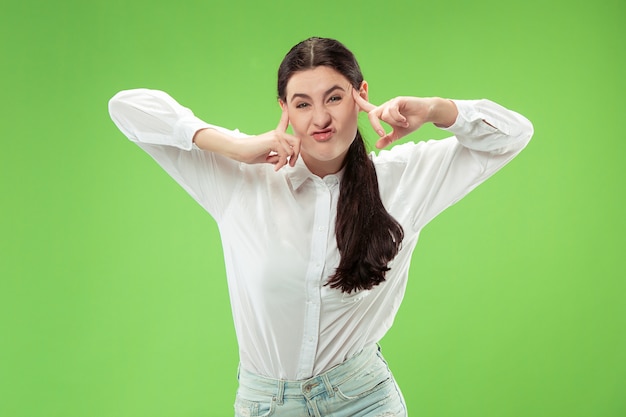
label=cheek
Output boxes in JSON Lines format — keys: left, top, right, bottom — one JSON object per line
{"left": 340, "top": 106, "right": 359, "bottom": 133}
{"left": 287, "top": 113, "right": 307, "bottom": 137}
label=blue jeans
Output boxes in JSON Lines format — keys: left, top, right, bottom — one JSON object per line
{"left": 234, "top": 345, "right": 407, "bottom": 416}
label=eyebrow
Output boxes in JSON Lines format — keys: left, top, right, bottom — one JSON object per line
{"left": 289, "top": 85, "right": 346, "bottom": 103}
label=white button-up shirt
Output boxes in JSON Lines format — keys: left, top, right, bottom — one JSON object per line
{"left": 109, "top": 89, "right": 533, "bottom": 380}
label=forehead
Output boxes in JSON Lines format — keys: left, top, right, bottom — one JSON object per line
{"left": 286, "top": 66, "right": 351, "bottom": 98}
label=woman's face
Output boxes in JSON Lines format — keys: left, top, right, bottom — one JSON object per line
{"left": 280, "top": 66, "right": 367, "bottom": 177}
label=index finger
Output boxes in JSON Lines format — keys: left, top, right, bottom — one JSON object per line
{"left": 277, "top": 107, "right": 290, "bottom": 132}
{"left": 352, "top": 87, "right": 377, "bottom": 113}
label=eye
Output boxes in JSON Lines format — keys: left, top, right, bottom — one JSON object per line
{"left": 328, "top": 95, "right": 342, "bottom": 103}
{"left": 295, "top": 102, "right": 310, "bottom": 109}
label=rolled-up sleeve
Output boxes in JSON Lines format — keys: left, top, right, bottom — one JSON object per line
{"left": 108, "top": 89, "right": 246, "bottom": 221}
{"left": 445, "top": 99, "right": 534, "bottom": 157}
{"left": 375, "top": 99, "right": 533, "bottom": 231}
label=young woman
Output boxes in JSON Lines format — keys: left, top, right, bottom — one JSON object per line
{"left": 109, "top": 37, "right": 533, "bottom": 417}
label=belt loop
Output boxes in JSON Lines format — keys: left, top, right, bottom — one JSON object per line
{"left": 276, "top": 379, "right": 285, "bottom": 405}
{"left": 321, "top": 374, "right": 334, "bottom": 397}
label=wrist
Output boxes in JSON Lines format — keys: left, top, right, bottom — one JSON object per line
{"left": 431, "top": 98, "right": 458, "bottom": 128}
{"left": 193, "top": 128, "right": 238, "bottom": 158}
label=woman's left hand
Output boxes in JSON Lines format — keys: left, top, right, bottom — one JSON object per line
{"left": 352, "top": 89, "right": 458, "bottom": 149}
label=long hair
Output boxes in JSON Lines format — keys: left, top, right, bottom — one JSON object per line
{"left": 277, "top": 37, "right": 404, "bottom": 293}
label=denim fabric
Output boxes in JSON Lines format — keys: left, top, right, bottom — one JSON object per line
{"left": 234, "top": 345, "right": 407, "bottom": 417}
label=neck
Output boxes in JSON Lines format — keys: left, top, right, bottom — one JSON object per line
{"left": 301, "top": 152, "right": 347, "bottom": 178}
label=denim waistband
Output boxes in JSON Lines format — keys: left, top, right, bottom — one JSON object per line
{"left": 237, "top": 344, "right": 380, "bottom": 404}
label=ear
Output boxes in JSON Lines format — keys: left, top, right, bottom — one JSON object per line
{"left": 359, "top": 81, "right": 369, "bottom": 101}
{"left": 278, "top": 99, "right": 286, "bottom": 111}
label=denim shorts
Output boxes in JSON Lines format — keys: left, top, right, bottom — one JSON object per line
{"left": 234, "top": 345, "right": 407, "bottom": 416}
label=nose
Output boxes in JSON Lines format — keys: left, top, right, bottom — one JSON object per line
{"left": 312, "top": 106, "right": 331, "bottom": 129}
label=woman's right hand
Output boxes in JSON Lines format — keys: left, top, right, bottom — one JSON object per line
{"left": 239, "top": 108, "right": 301, "bottom": 171}
{"left": 194, "top": 108, "right": 300, "bottom": 171}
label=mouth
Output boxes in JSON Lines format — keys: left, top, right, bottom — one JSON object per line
{"left": 311, "top": 128, "right": 334, "bottom": 142}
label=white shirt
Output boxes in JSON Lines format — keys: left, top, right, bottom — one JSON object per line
{"left": 108, "top": 89, "right": 533, "bottom": 380}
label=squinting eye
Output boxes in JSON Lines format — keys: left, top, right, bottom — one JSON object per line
{"left": 296, "top": 102, "right": 310, "bottom": 109}
{"left": 328, "top": 96, "right": 342, "bottom": 103}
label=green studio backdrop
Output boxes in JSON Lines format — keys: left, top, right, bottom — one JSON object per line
{"left": 1, "top": 0, "right": 624, "bottom": 416}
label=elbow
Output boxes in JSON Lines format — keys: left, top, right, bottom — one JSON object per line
{"left": 108, "top": 90, "right": 131, "bottom": 121}
{"left": 518, "top": 116, "right": 534, "bottom": 149}
{"left": 492, "top": 116, "right": 534, "bottom": 156}
{"left": 108, "top": 89, "right": 147, "bottom": 142}
{"left": 108, "top": 89, "right": 140, "bottom": 120}
{"left": 510, "top": 110, "right": 534, "bottom": 150}
{"left": 521, "top": 113, "right": 534, "bottom": 141}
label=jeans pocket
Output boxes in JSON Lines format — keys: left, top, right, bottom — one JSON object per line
{"left": 234, "top": 393, "right": 276, "bottom": 417}
{"left": 334, "top": 372, "right": 393, "bottom": 401}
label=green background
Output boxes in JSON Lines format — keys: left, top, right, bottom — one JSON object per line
{"left": 2, "top": 0, "right": 624, "bottom": 416}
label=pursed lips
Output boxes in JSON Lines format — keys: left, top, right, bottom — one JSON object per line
{"left": 311, "top": 128, "right": 334, "bottom": 142}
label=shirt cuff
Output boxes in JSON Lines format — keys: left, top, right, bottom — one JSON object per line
{"left": 440, "top": 99, "right": 526, "bottom": 153}
{"left": 174, "top": 113, "right": 250, "bottom": 151}
{"left": 444, "top": 99, "right": 510, "bottom": 133}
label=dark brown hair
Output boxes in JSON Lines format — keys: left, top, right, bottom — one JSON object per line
{"left": 278, "top": 37, "right": 404, "bottom": 293}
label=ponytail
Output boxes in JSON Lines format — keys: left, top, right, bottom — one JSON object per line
{"left": 326, "top": 131, "right": 404, "bottom": 293}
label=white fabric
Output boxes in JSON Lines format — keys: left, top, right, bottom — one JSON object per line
{"left": 109, "top": 89, "right": 533, "bottom": 380}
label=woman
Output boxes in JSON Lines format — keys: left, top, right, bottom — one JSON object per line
{"left": 109, "top": 37, "right": 533, "bottom": 416}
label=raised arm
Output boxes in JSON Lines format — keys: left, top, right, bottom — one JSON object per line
{"left": 109, "top": 88, "right": 301, "bottom": 171}
{"left": 361, "top": 91, "right": 534, "bottom": 231}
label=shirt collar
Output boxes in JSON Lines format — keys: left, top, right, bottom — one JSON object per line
{"left": 285, "top": 157, "right": 345, "bottom": 190}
